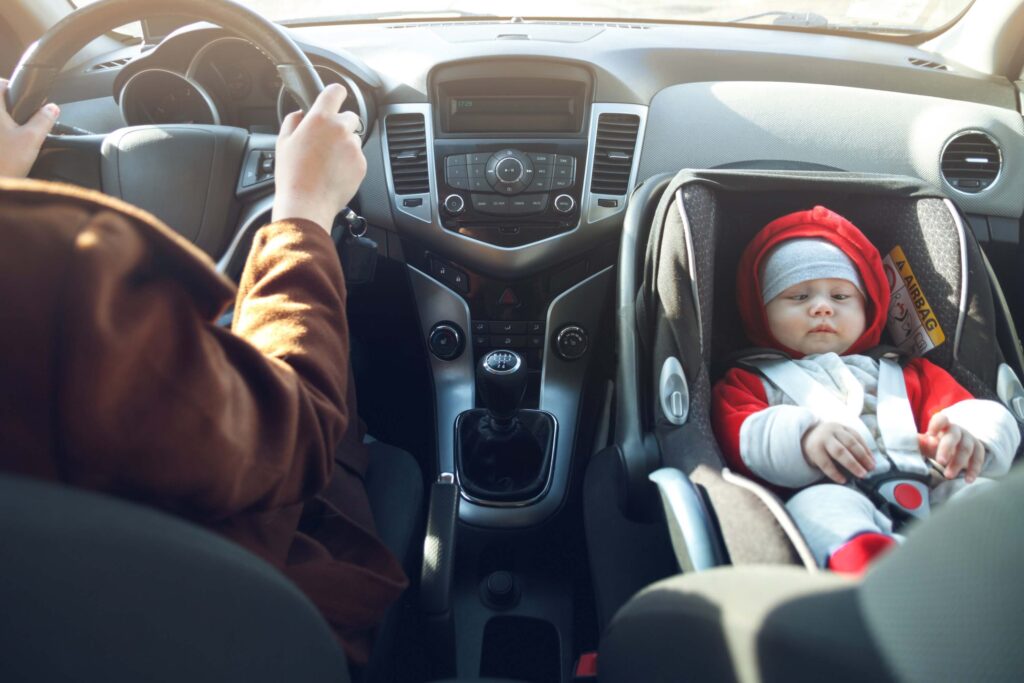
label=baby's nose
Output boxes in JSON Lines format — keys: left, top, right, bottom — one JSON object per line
{"left": 809, "top": 298, "right": 833, "bottom": 315}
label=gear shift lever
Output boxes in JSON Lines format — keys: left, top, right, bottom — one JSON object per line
{"left": 477, "top": 349, "right": 527, "bottom": 431}
{"left": 458, "top": 349, "right": 553, "bottom": 501}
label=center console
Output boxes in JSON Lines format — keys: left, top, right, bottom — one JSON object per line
{"left": 377, "top": 58, "right": 648, "bottom": 682}
{"left": 379, "top": 59, "right": 647, "bottom": 526}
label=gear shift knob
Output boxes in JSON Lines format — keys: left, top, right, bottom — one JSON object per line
{"left": 477, "top": 349, "right": 527, "bottom": 429}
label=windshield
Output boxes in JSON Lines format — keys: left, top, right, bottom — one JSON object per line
{"left": 69, "top": 0, "right": 973, "bottom": 35}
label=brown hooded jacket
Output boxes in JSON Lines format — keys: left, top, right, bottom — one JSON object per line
{"left": 0, "top": 178, "right": 406, "bottom": 664}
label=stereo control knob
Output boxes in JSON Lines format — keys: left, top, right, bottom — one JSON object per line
{"left": 555, "top": 325, "right": 588, "bottom": 361}
{"left": 429, "top": 323, "right": 464, "bottom": 361}
{"left": 553, "top": 194, "right": 576, "bottom": 214}
{"left": 443, "top": 194, "right": 466, "bottom": 215}
{"left": 494, "top": 157, "right": 525, "bottom": 184}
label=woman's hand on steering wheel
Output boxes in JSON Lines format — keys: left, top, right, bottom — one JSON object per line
{"left": 0, "top": 79, "right": 60, "bottom": 179}
{"left": 271, "top": 83, "right": 366, "bottom": 234}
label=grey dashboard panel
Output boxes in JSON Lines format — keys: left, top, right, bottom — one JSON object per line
{"left": 638, "top": 80, "right": 1024, "bottom": 218}
{"left": 297, "top": 21, "right": 1016, "bottom": 109}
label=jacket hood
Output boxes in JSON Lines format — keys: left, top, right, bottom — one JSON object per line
{"left": 736, "top": 206, "right": 889, "bottom": 357}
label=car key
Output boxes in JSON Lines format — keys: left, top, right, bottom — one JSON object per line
{"left": 333, "top": 208, "right": 378, "bottom": 285}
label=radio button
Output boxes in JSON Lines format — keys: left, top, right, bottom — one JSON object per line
{"left": 530, "top": 175, "right": 553, "bottom": 192}
{"left": 508, "top": 197, "right": 530, "bottom": 213}
{"left": 506, "top": 194, "right": 548, "bottom": 214}
{"left": 446, "top": 154, "right": 467, "bottom": 168}
{"left": 553, "top": 194, "right": 576, "bottom": 214}
{"left": 471, "top": 194, "right": 510, "bottom": 214}
{"left": 528, "top": 153, "right": 552, "bottom": 165}
{"left": 552, "top": 178, "right": 573, "bottom": 189}
{"left": 468, "top": 153, "right": 489, "bottom": 164}
{"left": 493, "top": 181, "right": 526, "bottom": 196}
{"left": 443, "top": 194, "right": 466, "bottom": 215}
{"left": 495, "top": 157, "right": 525, "bottom": 183}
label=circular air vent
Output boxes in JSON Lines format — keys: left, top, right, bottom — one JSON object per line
{"left": 941, "top": 131, "right": 1001, "bottom": 194}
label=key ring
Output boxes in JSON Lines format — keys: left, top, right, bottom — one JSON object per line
{"left": 340, "top": 208, "right": 368, "bottom": 237}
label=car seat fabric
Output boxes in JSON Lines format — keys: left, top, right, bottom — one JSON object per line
{"left": 598, "top": 462, "right": 1024, "bottom": 683}
{"left": 0, "top": 473, "right": 350, "bottom": 683}
{"left": 635, "top": 169, "right": 1022, "bottom": 566}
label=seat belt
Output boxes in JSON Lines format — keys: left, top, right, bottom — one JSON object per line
{"left": 749, "top": 357, "right": 930, "bottom": 521}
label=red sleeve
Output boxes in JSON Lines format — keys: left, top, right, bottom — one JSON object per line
{"left": 711, "top": 367, "right": 770, "bottom": 480}
{"left": 903, "top": 358, "right": 975, "bottom": 432}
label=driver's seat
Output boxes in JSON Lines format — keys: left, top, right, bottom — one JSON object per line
{"left": 0, "top": 472, "right": 352, "bottom": 683}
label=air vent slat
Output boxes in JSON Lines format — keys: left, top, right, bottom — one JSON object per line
{"left": 87, "top": 56, "right": 132, "bottom": 72}
{"left": 908, "top": 57, "right": 949, "bottom": 71}
{"left": 386, "top": 113, "right": 430, "bottom": 195}
{"left": 941, "top": 132, "right": 1000, "bottom": 194}
{"left": 590, "top": 113, "right": 640, "bottom": 195}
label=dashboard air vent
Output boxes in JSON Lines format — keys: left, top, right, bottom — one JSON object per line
{"left": 87, "top": 57, "right": 132, "bottom": 72}
{"left": 591, "top": 113, "right": 640, "bottom": 195}
{"left": 908, "top": 57, "right": 949, "bottom": 71}
{"left": 386, "top": 113, "right": 429, "bottom": 195}
{"left": 941, "top": 132, "right": 1001, "bottom": 194}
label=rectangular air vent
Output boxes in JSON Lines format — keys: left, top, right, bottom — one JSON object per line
{"left": 908, "top": 57, "right": 949, "bottom": 71}
{"left": 385, "top": 113, "right": 429, "bottom": 195}
{"left": 591, "top": 113, "right": 640, "bottom": 195}
{"left": 87, "top": 57, "right": 132, "bottom": 72}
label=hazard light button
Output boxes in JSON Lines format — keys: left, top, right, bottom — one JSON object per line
{"left": 498, "top": 288, "right": 520, "bottom": 306}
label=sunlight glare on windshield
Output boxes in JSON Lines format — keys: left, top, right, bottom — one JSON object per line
{"left": 70, "top": 0, "right": 972, "bottom": 34}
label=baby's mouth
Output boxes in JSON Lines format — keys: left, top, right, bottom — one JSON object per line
{"left": 808, "top": 325, "right": 837, "bottom": 334}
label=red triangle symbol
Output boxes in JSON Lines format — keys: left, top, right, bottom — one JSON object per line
{"left": 499, "top": 288, "right": 519, "bottom": 306}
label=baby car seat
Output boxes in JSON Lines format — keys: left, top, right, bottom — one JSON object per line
{"left": 584, "top": 169, "right": 1024, "bottom": 627}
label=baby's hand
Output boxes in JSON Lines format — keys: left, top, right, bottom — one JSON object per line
{"left": 801, "top": 421, "right": 876, "bottom": 484}
{"left": 918, "top": 413, "right": 985, "bottom": 483}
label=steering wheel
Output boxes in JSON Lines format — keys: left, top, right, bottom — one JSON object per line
{"left": 4, "top": 0, "right": 324, "bottom": 260}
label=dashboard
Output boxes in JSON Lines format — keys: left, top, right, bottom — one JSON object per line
{"left": 115, "top": 34, "right": 369, "bottom": 134}
{"left": 62, "top": 18, "right": 1022, "bottom": 275}
{"left": 45, "top": 18, "right": 1024, "bottom": 526}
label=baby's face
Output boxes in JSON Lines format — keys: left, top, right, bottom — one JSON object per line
{"left": 764, "top": 278, "right": 866, "bottom": 355}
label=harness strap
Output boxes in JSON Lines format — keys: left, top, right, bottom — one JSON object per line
{"left": 877, "top": 358, "right": 930, "bottom": 475}
{"left": 747, "top": 356, "right": 931, "bottom": 522}
{"left": 752, "top": 358, "right": 883, "bottom": 466}
{"left": 749, "top": 358, "right": 930, "bottom": 474}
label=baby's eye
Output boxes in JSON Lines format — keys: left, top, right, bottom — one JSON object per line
{"left": 789, "top": 294, "right": 808, "bottom": 301}
{"left": 832, "top": 294, "right": 849, "bottom": 301}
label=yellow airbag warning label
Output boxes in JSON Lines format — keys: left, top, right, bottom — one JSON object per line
{"left": 882, "top": 246, "right": 946, "bottom": 355}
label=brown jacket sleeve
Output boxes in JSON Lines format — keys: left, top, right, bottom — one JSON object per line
{"left": 51, "top": 191, "right": 348, "bottom": 520}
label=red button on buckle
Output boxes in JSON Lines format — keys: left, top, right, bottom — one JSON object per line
{"left": 893, "top": 482, "right": 923, "bottom": 510}
{"left": 574, "top": 651, "right": 598, "bottom": 678}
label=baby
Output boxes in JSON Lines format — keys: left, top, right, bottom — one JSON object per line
{"left": 711, "top": 206, "right": 1020, "bottom": 573}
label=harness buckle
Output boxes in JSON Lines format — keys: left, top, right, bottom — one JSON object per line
{"left": 856, "top": 471, "right": 931, "bottom": 527}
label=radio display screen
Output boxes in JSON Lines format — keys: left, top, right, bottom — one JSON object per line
{"left": 446, "top": 95, "right": 581, "bottom": 133}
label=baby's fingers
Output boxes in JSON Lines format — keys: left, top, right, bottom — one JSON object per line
{"left": 837, "top": 427, "right": 876, "bottom": 473}
{"left": 934, "top": 425, "right": 962, "bottom": 467}
{"left": 926, "top": 412, "right": 950, "bottom": 437}
{"left": 964, "top": 440, "right": 986, "bottom": 484}
{"left": 917, "top": 433, "right": 939, "bottom": 458}
{"left": 826, "top": 439, "right": 868, "bottom": 479}
{"left": 808, "top": 447, "right": 847, "bottom": 484}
